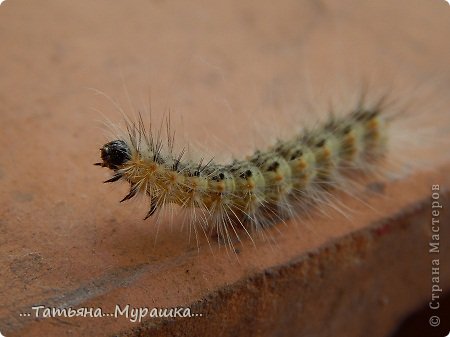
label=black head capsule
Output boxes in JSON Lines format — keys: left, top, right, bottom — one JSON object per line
{"left": 95, "top": 140, "right": 132, "bottom": 170}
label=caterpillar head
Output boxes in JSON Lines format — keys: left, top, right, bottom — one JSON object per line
{"left": 95, "top": 140, "right": 131, "bottom": 170}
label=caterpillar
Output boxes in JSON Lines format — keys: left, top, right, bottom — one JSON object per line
{"left": 95, "top": 92, "right": 393, "bottom": 251}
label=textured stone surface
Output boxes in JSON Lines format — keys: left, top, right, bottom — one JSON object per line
{"left": 0, "top": 1, "right": 449, "bottom": 336}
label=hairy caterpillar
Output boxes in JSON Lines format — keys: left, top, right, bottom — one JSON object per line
{"left": 95, "top": 91, "right": 395, "bottom": 252}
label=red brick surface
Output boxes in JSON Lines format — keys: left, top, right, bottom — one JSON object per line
{"left": 0, "top": 1, "right": 449, "bottom": 336}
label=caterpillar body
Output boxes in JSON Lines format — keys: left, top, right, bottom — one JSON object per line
{"left": 95, "top": 95, "right": 390, "bottom": 249}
